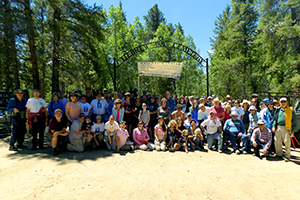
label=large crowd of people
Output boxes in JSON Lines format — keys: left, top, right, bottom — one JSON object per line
{"left": 6, "top": 88, "right": 297, "bottom": 162}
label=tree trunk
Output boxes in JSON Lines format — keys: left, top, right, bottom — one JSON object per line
{"left": 4, "top": 0, "right": 20, "bottom": 89}
{"left": 24, "top": 0, "right": 40, "bottom": 89}
{"left": 52, "top": 8, "right": 61, "bottom": 94}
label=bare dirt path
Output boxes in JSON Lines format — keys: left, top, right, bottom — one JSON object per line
{"left": 1, "top": 135, "right": 300, "bottom": 200}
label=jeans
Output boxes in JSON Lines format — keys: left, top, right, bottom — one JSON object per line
{"left": 228, "top": 132, "right": 249, "bottom": 151}
{"left": 105, "top": 135, "right": 117, "bottom": 150}
{"left": 10, "top": 117, "right": 26, "bottom": 146}
{"left": 207, "top": 132, "right": 223, "bottom": 150}
{"left": 251, "top": 138, "right": 270, "bottom": 156}
{"left": 188, "top": 136, "right": 202, "bottom": 150}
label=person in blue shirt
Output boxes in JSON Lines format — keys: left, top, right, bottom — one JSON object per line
{"left": 165, "top": 91, "right": 175, "bottom": 113}
{"left": 6, "top": 89, "right": 28, "bottom": 151}
{"left": 263, "top": 101, "right": 275, "bottom": 153}
{"left": 107, "top": 92, "right": 120, "bottom": 116}
{"left": 48, "top": 92, "right": 65, "bottom": 123}
{"left": 223, "top": 111, "right": 249, "bottom": 154}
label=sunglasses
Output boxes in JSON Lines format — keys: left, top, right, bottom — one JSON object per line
{"left": 116, "top": 102, "right": 122, "bottom": 104}
{"left": 258, "top": 124, "right": 264, "bottom": 126}
{"left": 80, "top": 117, "right": 85, "bottom": 119}
{"left": 280, "top": 101, "right": 286, "bottom": 103}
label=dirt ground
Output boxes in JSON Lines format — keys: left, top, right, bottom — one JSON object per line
{"left": 1, "top": 134, "right": 300, "bottom": 200}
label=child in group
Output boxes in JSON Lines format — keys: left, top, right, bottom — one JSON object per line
{"left": 167, "top": 120, "right": 179, "bottom": 152}
{"left": 174, "top": 129, "right": 189, "bottom": 153}
{"left": 138, "top": 103, "right": 150, "bottom": 129}
{"left": 116, "top": 121, "right": 134, "bottom": 151}
{"left": 82, "top": 115, "right": 93, "bottom": 146}
{"left": 91, "top": 115, "right": 105, "bottom": 146}
{"left": 188, "top": 128, "right": 204, "bottom": 150}
{"left": 154, "top": 116, "right": 167, "bottom": 151}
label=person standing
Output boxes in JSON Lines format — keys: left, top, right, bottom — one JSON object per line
{"left": 90, "top": 91, "right": 108, "bottom": 122}
{"left": 272, "top": 97, "right": 297, "bottom": 162}
{"left": 48, "top": 92, "right": 65, "bottom": 123}
{"left": 25, "top": 89, "right": 47, "bottom": 150}
{"left": 6, "top": 89, "right": 28, "bottom": 151}
{"left": 165, "top": 91, "right": 175, "bottom": 113}
{"left": 58, "top": 90, "right": 68, "bottom": 109}
{"left": 65, "top": 93, "right": 81, "bottom": 125}
{"left": 79, "top": 95, "right": 92, "bottom": 117}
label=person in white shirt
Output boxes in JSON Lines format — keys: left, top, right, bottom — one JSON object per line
{"left": 80, "top": 95, "right": 91, "bottom": 117}
{"left": 231, "top": 100, "right": 245, "bottom": 121}
{"left": 200, "top": 111, "right": 223, "bottom": 152}
{"left": 25, "top": 89, "right": 47, "bottom": 150}
{"left": 91, "top": 115, "right": 105, "bottom": 148}
{"left": 198, "top": 103, "right": 210, "bottom": 124}
{"left": 104, "top": 115, "right": 119, "bottom": 150}
{"left": 90, "top": 91, "right": 108, "bottom": 122}
{"left": 184, "top": 113, "right": 193, "bottom": 129}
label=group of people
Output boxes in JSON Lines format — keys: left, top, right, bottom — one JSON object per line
{"left": 6, "top": 88, "right": 297, "bottom": 162}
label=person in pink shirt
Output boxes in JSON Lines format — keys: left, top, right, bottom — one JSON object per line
{"left": 209, "top": 98, "right": 224, "bottom": 122}
{"left": 65, "top": 93, "right": 81, "bottom": 125}
{"left": 116, "top": 121, "right": 134, "bottom": 151}
{"left": 154, "top": 116, "right": 167, "bottom": 151}
{"left": 133, "top": 120, "right": 155, "bottom": 151}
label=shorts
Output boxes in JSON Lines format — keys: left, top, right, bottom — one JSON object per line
{"left": 169, "top": 135, "right": 175, "bottom": 141}
{"left": 148, "top": 119, "right": 157, "bottom": 129}
{"left": 82, "top": 132, "right": 92, "bottom": 137}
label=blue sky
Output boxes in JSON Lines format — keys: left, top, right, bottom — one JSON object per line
{"left": 84, "top": 0, "right": 232, "bottom": 59}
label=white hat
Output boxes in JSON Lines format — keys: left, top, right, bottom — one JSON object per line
{"left": 230, "top": 111, "right": 238, "bottom": 116}
{"left": 248, "top": 105, "right": 257, "bottom": 111}
{"left": 279, "top": 97, "right": 287, "bottom": 102}
{"left": 257, "top": 120, "right": 265, "bottom": 125}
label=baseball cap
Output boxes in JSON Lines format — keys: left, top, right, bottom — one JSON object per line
{"left": 96, "top": 115, "right": 102, "bottom": 119}
{"left": 54, "top": 109, "right": 62, "bottom": 114}
{"left": 257, "top": 120, "right": 265, "bottom": 125}
{"left": 230, "top": 111, "right": 238, "bottom": 116}
{"left": 58, "top": 89, "right": 64, "bottom": 93}
{"left": 79, "top": 113, "right": 85, "bottom": 118}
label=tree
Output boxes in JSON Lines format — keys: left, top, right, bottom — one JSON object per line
{"left": 143, "top": 4, "right": 165, "bottom": 41}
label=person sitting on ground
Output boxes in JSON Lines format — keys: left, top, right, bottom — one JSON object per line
{"left": 67, "top": 113, "right": 86, "bottom": 152}
{"left": 189, "top": 100, "right": 199, "bottom": 123}
{"left": 184, "top": 113, "right": 193, "bottom": 129}
{"left": 154, "top": 116, "right": 167, "bottom": 151}
{"left": 167, "top": 120, "right": 179, "bottom": 152}
{"left": 248, "top": 106, "right": 261, "bottom": 136}
{"left": 171, "top": 104, "right": 185, "bottom": 121}
{"left": 80, "top": 95, "right": 92, "bottom": 117}
{"left": 210, "top": 98, "right": 225, "bottom": 123}
{"left": 174, "top": 129, "right": 189, "bottom": 153}
{"left": 138, "top": 103, "right": 150, "bottom": 129}
{"left": 112, "top": 99, "right": 124, "bottom": 124}
{"left": 200, "top": 111, "right": 223, "bottom": 152}
{"left": 92, "top": 115, "right": 105, "bottom": 147}
{"left": 251, "top": 120, "right": 272, "bottom": 159}
{"left": 187, "top": 119, "right": 203, "bottom": 150}
{"left": 223, "top": 111, "right": 249, "bottom": 154}
{"left": 81, "top": 115, "right": 93, "bottom": 146}
{"left": 104, "top": 115, "right": 119, "bottom": 151}
{"left": 116, "top": 121, "right": 134, "bottom": 151}
{"left": 133, "top": 120, "right": 155, "bottom": 151}
{"left": 198, "top": 103, "right": 210, "bottom": 125}
{"left": 231, "top": 100, "right": 244, "bottom": 121}
{"left": 48, "top": 109, "right": 68, "bottom": 155}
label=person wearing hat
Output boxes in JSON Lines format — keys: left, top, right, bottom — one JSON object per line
{"left": 223, "top": 111, "right": 248, "bottom": 154}
{"left": 241, "top": 100, "right": 250, "bottom": 131}
{"left": 248, "top": 105, "right": 261, "bottom": 135}
{"left": 262, "top": 98, "right": 269, "bottom": 105}
{"left": 273, "top": 99, "right": 279, "bottom": 109}
{"left": 251, "top": 120, "right": 272, "bottom": 158}
{"left": 48, "top": 109, "right": 68, "bottom": 155}
{"left": 6, "top": 89, "right": 28, "bottom": 151}
{"left": 209, "top": 98, "right": 225, "bottom": 123}
{"left": 90, "top": 91, "right": 108, "bottom": 122}
{"left": 58, "top": 89, "right": 68, "bottom": 108}
{"left": 67, "top": 113, "right": 86, "bottom": 152}
{"left": 147, "top": 95, "right": 159, "bottom": 141}
{"left": 263, "top": 101, "right": 275, "bottom": 153}
{"left": 272, "top": 97, "right": 297, "bottom": 162}
{"left": 200, "top": 111, "right": 223, "bottom": 152}
{"left": 65, "top": 92, "right": 81, "bottom": 125}
{"left": 91, "top": 115, "right": 105, "bottom": 148}
{"left": 103, "top": 88, "right": 109, "bottom": 101}
{"left": 171, "top": 104, "right": 185, "bottom": 121}
{"left": 107, "top": 91, "right": 120, "bottom": 116}
{"left": 25, "top": 89, "right": 47, "bottom": 150}
{"left": 48, "top": 92, "right": 65, "bottom": 124}
{"left": 207, "top": 96, "right": 213, "bottom": 107}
